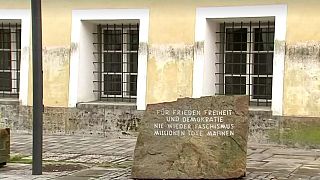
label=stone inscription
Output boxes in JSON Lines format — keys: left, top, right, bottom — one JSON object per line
{"left": 132, "top": 96, "right": 249, "bottom": 179}
{"left": 153, "top": 109, "right": 235, "bottom": 137}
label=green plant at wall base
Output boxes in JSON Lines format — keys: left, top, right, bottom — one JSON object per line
{"left": 268, "top": 129, "right": 280, "bottom": 143}
{"left": 269, "top": 126, "right": 320, "bottom": 147}
{"left": 9, "top": 154, "right": 32, "bottom": 164}
{"left": 98, "top": 161, "right": 133, "bottom": 168}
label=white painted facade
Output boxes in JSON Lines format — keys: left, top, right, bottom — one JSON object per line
{"left": 68, "top": 9, "right": 149, "bottom": 110}
{"left": 0, "top": 9, "right": 31, "bottom": 106}
{"left": 193, "top": 5, "right": 287, "bottom": 116}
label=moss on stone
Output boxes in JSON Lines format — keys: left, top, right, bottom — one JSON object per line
{"left": 269, "top": 126, "right": 320, "bottom": 148}
{"left": 9, "top": 154, "right": 32, "bottom": 164}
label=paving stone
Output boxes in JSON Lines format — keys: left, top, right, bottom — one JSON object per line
{"left": 263, "top": 161, "right": 302, "bottom": 169}
{"left": 307, "top": 158, "right": 320, "bottom": 165}
{"left": 264, "top": 154, "right": 316, "bottom": 163}
{"left": 291, "top": 164, "right": 320, "bottom": 176}
{"left": 57, "top": 176, "right": 92, "bottom": 180}
{"left": 247, "top": 161, "right": 268, "bottom": 168}
{"left": 247, "top": 147, "right": 268, "bottom": 155}
{"left": 247, "top": 161, "right": 301, "bottom": 175}
{"left": 3, "top": 133, "right": 320, "bottom": 179}
{"left": 269, "top": 172, "right": 290, "bottom": 178}
{"left": 273, "top": 178, "right": 289, "bottom": 180}
{"left": 97, "top": 168, "right": 131, "bottom": 179}
{"left": 11, "top": 134, "right": 137, "bottom": 157}
{"left": 43, "top": 152, "right": 81, "bottom": 161}
{"left": 266, "top": 148, "right": 320, "bottom": 157}
{"left": 244, "top": 172, "right": 260, "bottom": 179}
{"left": 288, "top": 174, "right": 312, "bottom": 180}
{"left": 71, "top": 168, "right": 107, "bottom": 177}
{"left": 243, "top": 172, "right": 275, "bottom": 180}
{"left": 66, "top": 155, "right": 124, "bottom": 164}
{"left": 248, "top": 153, "right": 274, "bottom": 161}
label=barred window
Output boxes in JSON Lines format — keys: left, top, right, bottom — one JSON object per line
{"left": 0, "top": 22, "right": 21, "bottom": 98}
{"left": 93, "top": 23, "right": 139, "bottom": 102}
{"left": 216, "top": 21, "right": 275, "bottom": 106}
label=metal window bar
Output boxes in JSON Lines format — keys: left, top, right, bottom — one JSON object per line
{"left": 0, "top": 22, "right": 21, "bottom": 98}
{"left": 93, "top": 23, "right": 139, "bottom": 102}
{"left": 215, "top": 20, "right": 275, "bottom": 107}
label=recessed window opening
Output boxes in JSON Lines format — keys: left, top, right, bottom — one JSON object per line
{"left": 93, "top": 23, "right": 139, "bottom": 103}
{"left": 0, "top": 21, "right": 21, "bottom": 98}
{"left": 215, "top": 20, "right": 275, "bottom": 106}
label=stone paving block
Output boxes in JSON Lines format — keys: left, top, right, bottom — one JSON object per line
{"left": 269, "top": 172, "right": 290, "bottom": 178}
{"left": 71, "top": 168, "right": 107, "bottom": 178}
{"left": 249, "top": 143, "right": 286, "bottom": 149}
{"left": 247, "top": 161, "right": 301, "bottom": 175}
{"left": 265, "top": 148, "right": 320, "bottom": 157}
{"left": 291, "top": 164, "right": 320, "bottom": 176}
{"left": 66, "top": 154, "right": 124, "bottom": 164}
{"left": 58, "top": 176, "right": 92, "bottom": 180}
{"left": 242, "top": 172, "right": 271, "bottom": 179}
{"left": 262, "top": 161, "right": 302, "bottom": 169}
{"left": 5, "top": 134, "right": 320, "bottom": 180}
{"left": 247, "top": 161, "right": 268, "bottom": 168}
{"left": 112, "top": 157, "right": 131, "bottom": 164}
{"left": 288, "top": 174, "right": 312, "bottom": 180}
{"left": 247, "top": 147, "right": 268, "bottom": 155}
{"left": 307, "top": 158, "right": 320, "bottom": 165}
{"left": 248, "top": 153, "right": 274, "bottom": 161}
{"left": 243, "top": 172, "right": 260, "bottom": 179}
{"left": 43, "top": 152, "right": 81, "bottom": 161}
{"left": 263, "top": 154, "right": 316, "bottom": 163}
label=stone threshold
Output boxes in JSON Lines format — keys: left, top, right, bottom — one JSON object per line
{"left": 0, "top": 98, "right": 20, "bottom": 105}
{"left": 76, "top": 101, "right": 137, "bottom": 110}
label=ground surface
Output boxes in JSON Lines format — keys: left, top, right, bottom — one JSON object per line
{"left": 0, "top": 133, "right": 319, "bottom": 179}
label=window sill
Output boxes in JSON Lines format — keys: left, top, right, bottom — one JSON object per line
{"left": 249, "top": 106, "right": 271, "bottom": 112}
{"left": 76, "top": 101, "right": 137, "bottom": 110}
{"left": 0, "top": 98, "right": 20, "bottom": 105}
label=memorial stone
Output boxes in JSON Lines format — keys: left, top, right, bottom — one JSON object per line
{"left": 132, "top": 96, "right": 249, "bottom": 179}
{"left": 0, "top": 128, "right": 10, "bottom": 166}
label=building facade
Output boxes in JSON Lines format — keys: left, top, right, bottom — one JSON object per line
{"left": 0, "top": 0, "right": 319, "bottom": 146}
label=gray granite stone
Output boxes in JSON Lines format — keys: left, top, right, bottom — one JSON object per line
{"left": 132, "top": 96, "right": 249, "bottom": 179}
{"left": 0, "top": 128, "right": 10, "bottom": 165}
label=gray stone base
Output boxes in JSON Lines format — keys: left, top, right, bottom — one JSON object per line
{"left": 249, "top": 111, "right": 320, "bottom": 148}
{"left": 249, "top": 110, "right": 277, "bottom": 144}
{"left": 0, "top": 102, "right": 319, "bottom": 148}
{"left": 0, "top": 103, "right": 143, "bottom": 138}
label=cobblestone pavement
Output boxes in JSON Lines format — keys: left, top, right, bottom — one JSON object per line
{"left": 0, "top": 133, "right": 319, "bottom": 179}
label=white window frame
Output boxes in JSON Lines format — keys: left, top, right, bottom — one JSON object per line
{"left": 193, "top": 5, "right": 287, "bottom": 116}
{"left": 0, "top": 26, "right": 20, "bottom": 94}
{"left": 69, "top": 9, "right": 149, "bottom": 110}
{"left": 101, "top": 26, "right": 138, "bottom": 99}
{"left": 222, "top": 23, "right": 274, "bottom": 103}
{"left": 0, "top": 10, "right": 31, "bottom": 105}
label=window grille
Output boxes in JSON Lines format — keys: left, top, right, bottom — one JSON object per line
{"left": 0, "top": 22, "right": 21, "bottom": 98}
{"left": 215, "top": 21, "right": 275, "bottom": 106}
{"left": 93, "top": 23, "right": 139, "bottom": 102}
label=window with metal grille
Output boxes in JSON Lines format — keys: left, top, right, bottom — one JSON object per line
{"left": 93, "top": 23, "right": 139, "bottom": 102}
{"left": 215, "top": 21, "right": 274, "bottom": 106}
{"left": 0, "top": 22, "right": 21, "bottom": 98}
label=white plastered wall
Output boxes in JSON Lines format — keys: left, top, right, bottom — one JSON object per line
{"left": 77, "top": 21, "right": 97, "bottom": 103}
{"left": 202, "top": 20, "right": 220, "bottom": 96}
{"left": 68, "top": 9, "right": 149, "bottom": 110}
{"left": 0, "top": 9, "right": 31, "bottom": 106}
{"left": 193, "top": 5, "right": 287, "bottom": 116}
